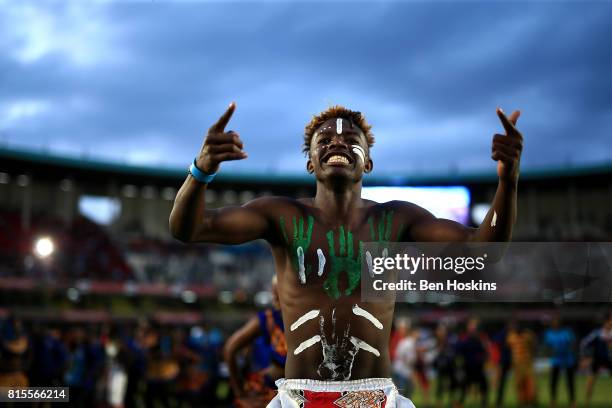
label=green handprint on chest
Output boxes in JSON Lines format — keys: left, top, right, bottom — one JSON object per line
{"left": 279, "top": 211, "right": 400, "bottom": 299}
{"left": 280, "top": 215, "right": 314, "bottom": 284}
{"left": 324, "top": 226, "right": 363, "bottom": 299}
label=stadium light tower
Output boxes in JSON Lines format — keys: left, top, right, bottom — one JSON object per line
{"left": 34, "top": 236, "right": 55, "bottom": 258}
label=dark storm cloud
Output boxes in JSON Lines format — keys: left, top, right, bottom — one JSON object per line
{"left": 1, "top": 1, "right": 611, "bottom": 174}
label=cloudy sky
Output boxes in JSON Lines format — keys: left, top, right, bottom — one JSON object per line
{"left": 1, "top": 0, "right": 611, "bottom": 177}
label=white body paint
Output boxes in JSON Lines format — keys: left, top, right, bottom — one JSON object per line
{"left": 317, "top": 248, "right": 326, "bottom": 276}
{"left": 294, "top": 335, "right": 321, "bottom": 355}
{"left": 365, "top": 251, "right": 374, "bottom": 278}
{"left": 349, "top": 336, "right": 381, "bottom": 357}
{"left": 352, "top": 145, "right": 365, "bottom": 163}
{"left": 290, "top": 310, "right": 320, "bottom": 332}
{"left": 491, "top": 211, "right": 497, "bottom": 227}
{"left": 297, "top": 246, "right": 306, "bottom": 284}
{"left": 352, "top": 304, "right": 383, "bottom": 330}
{"left": 336, "top": 118, "right": 343, "bottom": 134}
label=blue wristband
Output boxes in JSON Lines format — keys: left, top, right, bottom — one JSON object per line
{"left": 189, "top": 158, "right": 216, "bottom": 183}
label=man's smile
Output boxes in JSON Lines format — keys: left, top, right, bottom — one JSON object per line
{"left": 322, "top": 151, "right": 353, "bottom": 167}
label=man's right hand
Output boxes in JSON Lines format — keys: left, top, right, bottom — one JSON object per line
{"left": 196, "top": 102, "right": 247, "bottom": 173}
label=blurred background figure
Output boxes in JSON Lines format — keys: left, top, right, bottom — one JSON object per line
{"left": 580, "top": 311, "right": 612, "bottom": 408}
{"left": 432, "top": 323, "right": 458, "bottom": 408}
{"left": 0, "top": 315, "right": 30, "bottom": 388}
{"left": 507, "top": 320, "right": 537, "bottom": 407}
{"left": 455, "top": 317, "right": 489, "bottom": 408}
{"left": 491, "top": 321, "right": 512, "bottom": 408}
{"left": 414, "top": 326, "right": 437, "bottom": 408}
{"left": 392, "top": 317, "right": 417, "bottom": 400}
{"left": 104, "top": 326, "right": 130, "bottom": 408}
{"left": 63, "top": 326, "right": 102, "bottom": 407}
{"left": 543, "top": 316, "right": 577, "bottom": 408}
{"left": 223, "top": 277, "right": 285, "bottom": 408}
{"left": 28, "top": 324, "right": 67, "bottom": 390}
{"left": 174, "top": 326, "right": 208, "bottom": 408}
{"left": 143, "top": 323, "right": 179, "bottom": 408}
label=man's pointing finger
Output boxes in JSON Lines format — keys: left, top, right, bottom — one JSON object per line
{"left": 496, "top": 107, "right": 520, "bottom": 135}
{"left": 211, "top": 102, "right": 236, "bottom": 132}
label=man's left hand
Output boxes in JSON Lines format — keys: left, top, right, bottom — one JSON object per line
{"left": 492, "top": 108, "right": 523, "bottom": 184}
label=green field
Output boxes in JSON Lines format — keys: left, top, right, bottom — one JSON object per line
{"left": 408, "top": 372, "right": 612, "bottom": 408}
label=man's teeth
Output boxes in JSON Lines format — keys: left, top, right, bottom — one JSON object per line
{"left": 327, "top": 155, "right": 349, "bottom": 164}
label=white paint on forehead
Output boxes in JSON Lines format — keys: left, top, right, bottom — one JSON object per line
{"left": 336, "top": 118, "right": 343, "bottom": 134}
{"left": 352, "top": 145, "right": 365, "bottom": 163}
{"left": 349, "top": 336, "right": 380, "bottom": 357}
{"left": 352, "top": 304, "right": 383, "bottom": 330}
{"left": 294, "top": 335, "right": 321, "bottom": 355}
{"left": 491, "top": 211, "right": 497, "bottom": 227}
{"left": 290, "top": 310, "right": 320, "bottom": 332}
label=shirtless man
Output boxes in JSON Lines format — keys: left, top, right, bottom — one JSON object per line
{"left": 169, "top": 103, "right": 523, "bottom": 407}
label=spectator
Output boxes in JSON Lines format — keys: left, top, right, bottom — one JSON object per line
{"left": 544, "top": 316, "right": 577, "bottom": 408}
{"left": 456, "top": 318, "right": 489, "bottom": 408}
{"left": 507, "top": 321, "right": 537, "bottom": 407}
{"left": 580, "top": 312, "right": 612, "bottom": 408}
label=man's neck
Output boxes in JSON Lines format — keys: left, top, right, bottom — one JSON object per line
{"left": 313, "top": 179, "right": 363, "bottom": 224}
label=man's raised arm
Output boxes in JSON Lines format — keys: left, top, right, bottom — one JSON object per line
{"left": 409, "top": 108, "right": 524, "bottom": 243}
{"left": 169, "top": 103, "right": 270, "bottom": 244}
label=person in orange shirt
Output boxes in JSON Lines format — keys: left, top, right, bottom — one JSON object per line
{"left": 224, "top": 277, "right": 286, "bottom": 408}
{"left": 506, "top": 321, "right": 537, "bottom": 407}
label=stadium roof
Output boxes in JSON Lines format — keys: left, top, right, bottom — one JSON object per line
{"left": 2, "top": 145, "right": 612, "bottom": 187}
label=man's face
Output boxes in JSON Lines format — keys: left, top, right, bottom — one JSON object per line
{"left": 307, "top": 117, "right": 372, "bottom": 181}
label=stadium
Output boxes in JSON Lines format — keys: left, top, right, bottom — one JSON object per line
{"left": 2, "top": 1, "right": 612, "bottom": 407}
{"left": 1, "top": 144, "right": 611, "bottom": 407}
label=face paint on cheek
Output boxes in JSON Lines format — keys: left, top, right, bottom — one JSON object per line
{"left": 352, "top": 145, "right": 365, "bottom": 163}
{"left": 336, "top": 118, "right": 343, "bottom": 135}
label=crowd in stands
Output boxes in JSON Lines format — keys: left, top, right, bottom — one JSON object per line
{"left": 0, "top": 211, "right": 132, "bottom": 282}
{"left": 0, "top": 211, "right": 275, "bottom": 294}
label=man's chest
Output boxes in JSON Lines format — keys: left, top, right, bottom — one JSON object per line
{"left": 276, "top": 209, "right": 405, "bottom": 299}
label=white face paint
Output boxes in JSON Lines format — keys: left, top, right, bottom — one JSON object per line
{"left": 297, "top": 246, "right": 306, "bottom": 284}
{"left": 352, "top": 145, "right": 365, "bottom": 164}
{"left": 491, "top": 211, "right": 498, "bottom": 227}
{"left": 336, "top": 118, "right": 343, "bottom": 134}
{"left": 318, "top": 126, "right": 333, "bottom": 135}
{"left": 294, "top": 335, "right": 321, "bottom": 355}
{"left": 349, "top": 336, "right": 380, "bottom": 357}
{"left": 290, "top": 310, "right": 320, "bottom": 332}
{"left": 317, "top": 248, "right": 326, "bottom": 276}
{"left": 352, "top": 304, "right": 383, "bottom": 330}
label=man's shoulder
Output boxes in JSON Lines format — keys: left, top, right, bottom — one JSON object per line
{"left": 244, "top": 195, "right": 305, "bottom": 209}
{"left": 378, "top": 200, "right": 427, "bottom": 212}
{"left": 367, "top": 200, "right": 432, "bottom": 221}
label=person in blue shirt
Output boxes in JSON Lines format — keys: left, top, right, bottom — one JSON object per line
{"left": 543, "top": 316, "right": 577, "bottom": 408}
